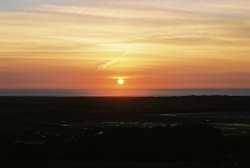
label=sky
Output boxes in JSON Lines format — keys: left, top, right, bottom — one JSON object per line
{"left": 0, "top": 0, "right": 250, "bottom": 89}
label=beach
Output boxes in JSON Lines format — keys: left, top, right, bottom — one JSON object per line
{"left": 1, "top": 96, "right": 250, "bottom": 167}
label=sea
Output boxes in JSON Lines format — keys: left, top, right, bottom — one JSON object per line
{"left": 1, "top": 89, "right": 250, "bottom": 97}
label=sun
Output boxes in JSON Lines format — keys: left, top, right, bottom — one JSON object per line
{"left": 117, "top": 78, "right": 125, "bottom": 85}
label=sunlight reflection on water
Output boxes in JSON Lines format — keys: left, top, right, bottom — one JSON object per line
{"left": 1, "top": 89, "right": 250, "bottom": 96}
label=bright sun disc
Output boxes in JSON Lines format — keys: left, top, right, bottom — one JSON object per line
{"left": 117, "top": 79, "right": 125, "bottom": 85}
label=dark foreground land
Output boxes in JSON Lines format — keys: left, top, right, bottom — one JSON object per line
{"left": 1, "top": 96, "right": 250, "bottom": 167}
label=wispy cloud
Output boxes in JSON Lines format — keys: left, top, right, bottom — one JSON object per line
{"left": 96, "top": 58, "right": 120, "bottom": 70}
{"left": 1, "top": 0, "right": 250, "bottom": 88}
{"left": 96, "top": 51, "right": 130, "bottom": 70}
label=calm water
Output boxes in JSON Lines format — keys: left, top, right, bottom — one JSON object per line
{"left": 1, "top": 89, "right": 250, "bottom": 96}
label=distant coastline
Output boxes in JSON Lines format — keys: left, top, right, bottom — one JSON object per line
{"left": 1, "top": 88, "right": 250, "bottom": 97}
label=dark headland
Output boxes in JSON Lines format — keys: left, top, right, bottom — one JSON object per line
{"left": 1, "top": 96, "right": 250, "bottom": 167}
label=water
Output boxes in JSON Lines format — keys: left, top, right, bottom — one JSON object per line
{"left": 1, "top": 89, "right": 250, "bottom": 96}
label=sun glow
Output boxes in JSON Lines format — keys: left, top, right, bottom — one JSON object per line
{"left": 117, "top": 79, "right": 125, "bottom": 85}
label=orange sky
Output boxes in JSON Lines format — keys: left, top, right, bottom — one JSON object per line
{"left": 1, "top": 0, "right": 250, "bottom": 89}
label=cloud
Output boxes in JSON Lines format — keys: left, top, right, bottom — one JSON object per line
{"left": 96, "top": 59, "right": 119, "bottom": 70}
{"left": 96, "top": 51, "right": 130, "bottom": 70}
{"left": 1, "top": 0, "right": 250, "bottom": 88}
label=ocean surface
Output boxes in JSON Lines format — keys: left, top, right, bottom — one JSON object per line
{"left": 1, "top": 89, "right": 250, "bottom": 97}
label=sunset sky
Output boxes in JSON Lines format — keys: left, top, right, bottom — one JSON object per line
{"left": 1, "top": 0, "right": 250, "bottom": 89}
